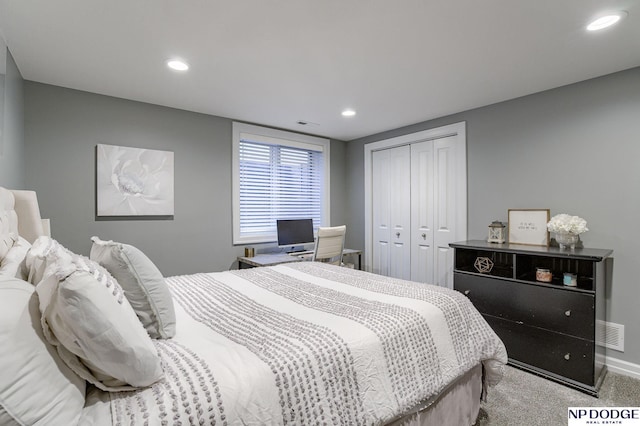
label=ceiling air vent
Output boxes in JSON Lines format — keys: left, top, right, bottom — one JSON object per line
{"left": 296, "top": 120, "right": 319, "bottom": 127}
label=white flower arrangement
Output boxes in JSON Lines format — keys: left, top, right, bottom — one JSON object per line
{"left": 547, "top": 214, "right": 589, "bottom": 235}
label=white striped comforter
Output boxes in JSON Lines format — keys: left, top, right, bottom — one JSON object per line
{"left": 105, "top": 263, "right": 507, "bottom": 426}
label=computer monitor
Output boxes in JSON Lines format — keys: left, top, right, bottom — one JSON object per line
{"left": 277, "top": 219, "right": 314, "bottom": 251}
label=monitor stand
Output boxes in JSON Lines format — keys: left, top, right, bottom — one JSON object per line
{"left": 286, "top": 246, "right": 307, "bottom": 254}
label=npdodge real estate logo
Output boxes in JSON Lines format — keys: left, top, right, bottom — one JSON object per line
{"left": 568, "top": 408, "right": 640, "bottom": 425}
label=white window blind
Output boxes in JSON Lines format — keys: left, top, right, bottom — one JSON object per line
{"left": 232, "top": 123, "right": 330, "bottom": 244}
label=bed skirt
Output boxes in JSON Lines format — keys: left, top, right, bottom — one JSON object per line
{"left": 387, "top": 363, "right": 482, "bottom": 426}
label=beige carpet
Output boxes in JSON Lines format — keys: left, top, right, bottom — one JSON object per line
{"left": 476, "top": 366, "right": 640, "bottom": 425}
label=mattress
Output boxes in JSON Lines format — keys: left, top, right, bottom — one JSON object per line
{"left": 80, "top": 262, "right": 507, "bottom": 425}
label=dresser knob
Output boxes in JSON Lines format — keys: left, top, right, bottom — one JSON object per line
{"left": 464, "top": 290, "right": 470, "bottom": 295}
{"left": 422, "top": 233, "right": 427, "bottom": 239}
{"left": 396, "top": 232, "right": 401, "bottom": 238}
{"left": 564, "top": 353, "right": 571, "bottom": 361}
{"left": 565, "top": 310, "right": 571, "bottom": 317}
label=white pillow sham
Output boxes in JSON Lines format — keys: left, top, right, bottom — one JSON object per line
{"left": 0, "top": 236, "right": 31, "bottom": 279}
{"left": 0, "top": 233, "right": 17, "bottom": 260}
{"left": 90, "top": 236, "right": 176, "bottom": 339}
{"left": 0, "top": 276, "right": 86, "bottom": 425}
{"left": 32, "top": 237, "right": 164, "bottom": 391}
{"left": 24, "top": 236, "right": 72, "bottom": 285}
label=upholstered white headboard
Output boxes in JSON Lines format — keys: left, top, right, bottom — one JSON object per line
{"left": 0, "top": 187, "right": 50, "bottom": 244}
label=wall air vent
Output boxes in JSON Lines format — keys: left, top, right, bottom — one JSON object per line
{"left": 596, "top": 320, "right": 624, "bottom": 352}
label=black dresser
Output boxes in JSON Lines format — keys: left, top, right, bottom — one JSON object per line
{"left": 450, "top": 240, "right": 612, "bottom": 396}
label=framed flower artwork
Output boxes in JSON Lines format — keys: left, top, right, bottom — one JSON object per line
{"left": 507, "top": 209, "right": 550, "bottom": 246}
{"left": 96, "top": 144, "right": 174, "bottom": 217}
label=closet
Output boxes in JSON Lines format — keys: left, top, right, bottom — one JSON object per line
{"left": 364, "top": 122, "right": 467, "bottom": 288}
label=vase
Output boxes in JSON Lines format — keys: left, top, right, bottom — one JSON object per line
{"left": 555, "top": 232, "right": 579, "bottom": 250}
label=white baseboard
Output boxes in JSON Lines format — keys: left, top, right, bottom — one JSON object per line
{"left": 601, "top": 354, "right": 640, "bottom": 380}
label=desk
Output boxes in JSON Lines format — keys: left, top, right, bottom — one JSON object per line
{"left": 238, "top": 248, "right": 362, "bottom": 270}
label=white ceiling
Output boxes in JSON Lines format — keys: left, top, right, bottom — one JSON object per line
{"left": 1, "top": 0, "right": 639, "bottom": 141}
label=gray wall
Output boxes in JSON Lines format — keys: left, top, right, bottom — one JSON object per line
{"left": 21, "top": 65, "right": 640, "bottom": 367}
{"left": 24, "top": 82, "right": 347, "bottom": 276}
{"left": 0, "top": 44, "right": 25, "bottom": 188}
{"left": 346, "top": 67, "right": 640, "bottom": 367}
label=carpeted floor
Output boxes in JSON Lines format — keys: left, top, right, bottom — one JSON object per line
{"left": 476, "top": 366, "right": 640, "bottom": 425}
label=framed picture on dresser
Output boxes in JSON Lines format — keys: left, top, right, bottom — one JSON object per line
{"left": 507, "top": 208, "right": 550, "bottom": 246}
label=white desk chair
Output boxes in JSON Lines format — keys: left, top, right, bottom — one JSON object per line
{"left": 312, "top": 225, "right": 346, "bottom": 266}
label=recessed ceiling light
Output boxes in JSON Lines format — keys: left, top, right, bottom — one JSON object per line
{"left": 341, "top": 109, "right": 356, "bottom": 117}
{"left": 167, "top": 60, "right": 189, "bottom": 71}
{"left": 587, "top": 11, "right": 627, "bottom": 31}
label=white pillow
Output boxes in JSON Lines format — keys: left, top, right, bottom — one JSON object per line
{"left": 35, "top": 246, "right": 164, "bottom": 391}
{"left": 0, "top": 276, "right": 86, "bottom": 425}
{"left": 0, "top": 236, "right": 31, "bottom": 279}
{"left": 0, "top": 233, "right": 17, "bottom": 260}
{"left": 90, "top": 236, "right": 176, "bottom": 339}
{"left": 24, "top": 236, "right": 73, "bottom": 285}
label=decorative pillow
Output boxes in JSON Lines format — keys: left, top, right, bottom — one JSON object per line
{"left": 0, "top": 233, "right": 17, "bottom": 260}
{"left": 0, "top": 276, "right": 86, "bottom": 425}
{"left": 90, "top": 236, "right": 176, "bottom": 339}
{"left": 0, "top": 236, "right": 31, "bottom": 279}
{"left": 24, "top": 236, "right": 73, "bottom": 285}
{"left": 36, "top": 249, "right": 164, "bottom": 391}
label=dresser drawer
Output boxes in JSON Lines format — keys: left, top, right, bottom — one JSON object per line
{"left": 484, "top": 315, "right": 595, "bottom": 386}
{"left": 455, "top": 272, "right": 594, "bottom": 340}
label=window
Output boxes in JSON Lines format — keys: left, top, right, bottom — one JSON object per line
{"left": 232, "top": 122, "right": 330, "bottom": 244}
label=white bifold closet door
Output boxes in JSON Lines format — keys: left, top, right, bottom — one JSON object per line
{"left": 372, "top": 145, "right": 411, "bottom": 280}
{"left": 371, "top": 134, "right": 465, "bottom": 287}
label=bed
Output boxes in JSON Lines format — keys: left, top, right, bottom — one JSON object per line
{"left": 0, "top": 186, "right": 507, "bottom": 426}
